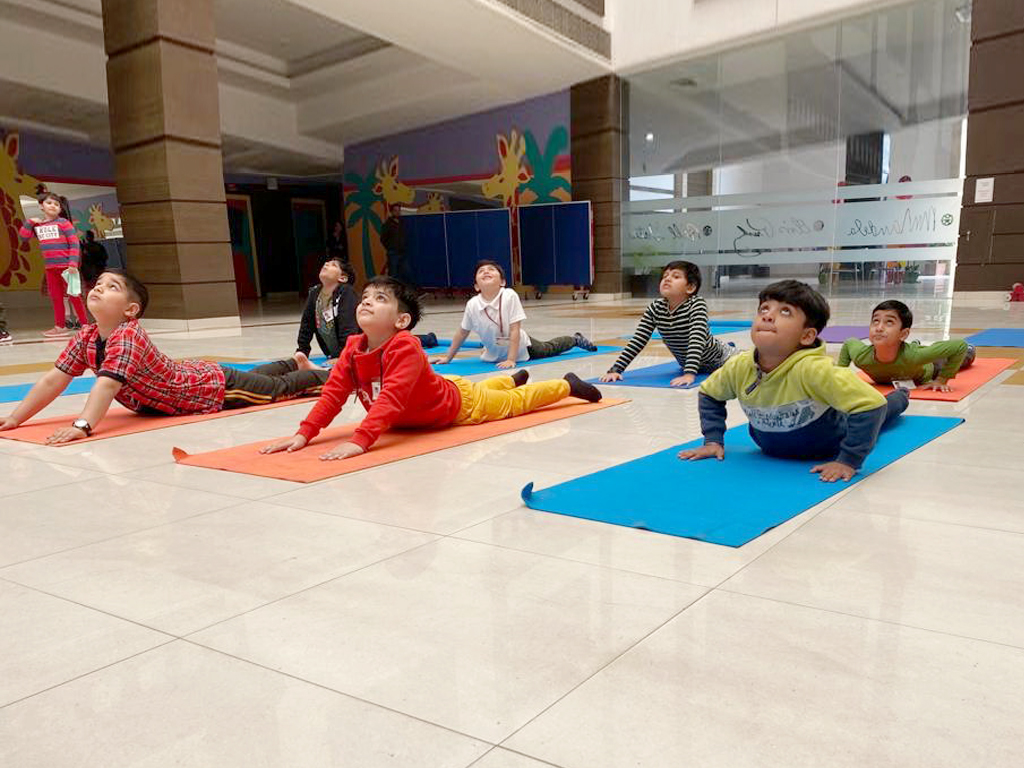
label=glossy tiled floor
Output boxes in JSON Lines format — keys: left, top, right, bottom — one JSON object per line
{"left": 2, "top": 288, "right": 1024, "bottom": 767}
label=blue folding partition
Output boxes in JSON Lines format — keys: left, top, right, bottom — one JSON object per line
{"left": 518, "top": 201, "right": 593, "bottom": 288}
{"left": 408, "top": 209, "right": 513, "bottom": 289}
{"left": 406, "top": 213, "right": 449, "bottom": 288}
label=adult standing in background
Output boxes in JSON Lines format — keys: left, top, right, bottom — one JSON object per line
{"left": 326, "top": 220, "right": 348, "bottom": 263}
{"left": 380, "top": 204, "right": 416, "bottom": 289}
{"left": 81, "top": 230, "right": 108, "bottom": 295}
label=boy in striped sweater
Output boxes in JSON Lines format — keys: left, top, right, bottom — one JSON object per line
{"left": 601, "top": 260, "right": 734, "bottom": 388}
{"left": 19, "top": 192, "right": 87, "bottom": 337}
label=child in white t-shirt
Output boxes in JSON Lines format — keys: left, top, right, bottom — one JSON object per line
{"left": 431, "top": 260, "right": 597, "bottom": 369}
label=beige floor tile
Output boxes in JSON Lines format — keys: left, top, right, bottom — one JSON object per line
{"left": 1, "top": 503, "right": 436, "bottom": 635}
{"left": 505, "top": 591, "right": 1024, "bottom": 768}
{"left": 0, "top": 641, "right": 489, "bottom": 768}
{"left": 722, "top": 510, "right": 1024, "bottom": 647}
{"left": 0, "top": 580, "right": 169, "bottom": 707}
{"left": 454, "top": 501, "right": 823, "bottom": 587}
{"left": 191, "top": 538, "right": 706, "bottom": 742}
{"left": 271, "top": 454, "right": 572, "bottom": 535}
{"left": 0, "top": 475, "right": 242, "bottom": 567}
{"left": 829, "top": 459, "right": 1024, "bottom": 532}
{"left": 0, "top": 453, "right": 100, "bottom": 496}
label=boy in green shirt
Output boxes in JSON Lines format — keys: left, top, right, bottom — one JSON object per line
{"left": 837, "top": 300, "right": 975, "bottom": 393}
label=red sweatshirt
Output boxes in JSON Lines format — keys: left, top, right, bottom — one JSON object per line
{"left": 298, "top": 330, "right": 462, "bottom": 450}
{"left": 19, "top": 217, "right": 80, "bottom": 269}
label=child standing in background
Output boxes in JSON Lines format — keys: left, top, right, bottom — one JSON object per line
{"left": 19, "top": 192, "right": 87, "bottom": 337}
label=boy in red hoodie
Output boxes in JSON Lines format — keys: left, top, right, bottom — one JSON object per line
{"left": 262, "top": 277, "right": 602, "bottom": 460}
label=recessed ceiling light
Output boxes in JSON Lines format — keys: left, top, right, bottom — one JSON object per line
{"left": 645, "top": 132, "right": 655, "bottom": 142}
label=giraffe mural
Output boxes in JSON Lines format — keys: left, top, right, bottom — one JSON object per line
{"left": 0, "top": 132, "right": 44, "bottom": 288}
{"left": 481, "top": 129, "right": 532, "bottom": 282}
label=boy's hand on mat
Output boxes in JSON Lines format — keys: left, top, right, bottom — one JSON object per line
{"left": 811, "top": 461, "right": 855, "bottom": 482}
{"left": 496, "top": 360, "right": 516, "bottom": 369}
{"left": 922, "top": 379, "right": 951, "bottom": 392}
{"left": 260, "top": 435, "right": 308, "bottom": 454}
{"left": 46, "top": 426, "right": 86, "bottom": 445}
{"left": 599, "top": 371, "right": 623, "bottom": 382}
{"left": 429, "top": 356, "right": 449, "bottom": 365}
{"left": 320, "top": 441, "right": 365, "bottom": 461}
{"left": 670, "top": 374, "right": 697, "bottom": 388}
{"left": 0, "top": 416, "right": 20, "bottom": 431}
{"left": 678, "top": 443, "right": 724, "bottom": 461}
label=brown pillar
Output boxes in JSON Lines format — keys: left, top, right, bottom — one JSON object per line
{"left": 571, "top": 75, "right": 628, "bottom": 295}
{"left": 101, "top": 0, "right": 238, "bottom": 326}
{"left": 955, "top": 1, "right": 1024, "bottom": 292}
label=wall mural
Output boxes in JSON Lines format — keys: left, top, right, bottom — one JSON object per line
{"left": 343, "top": 122, "right": 572, "bottom": 285}
{"left": 0, "top": 133, "right": 44, "bottom": 288}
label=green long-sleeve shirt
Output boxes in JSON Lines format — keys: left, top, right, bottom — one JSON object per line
{"left": 837, "top": 338, "right": 969, "bottom": 384}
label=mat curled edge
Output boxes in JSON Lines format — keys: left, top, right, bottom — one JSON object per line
{"left": 173, "top": 397, "right": 628, "bottom": 483}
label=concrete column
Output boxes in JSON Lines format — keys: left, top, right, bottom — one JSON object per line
{"left": 571, "top": 75, "right": 629, "bottom": 296}
{"left": 955, "top": 1, "right": 1024, "bottom": 293}
{"left": 101, "top": 0, "right": 238, "bottom": 327}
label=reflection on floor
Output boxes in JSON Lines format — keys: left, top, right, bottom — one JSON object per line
{"left": 2, "top": 291, "right": 1023, "bottom": 767}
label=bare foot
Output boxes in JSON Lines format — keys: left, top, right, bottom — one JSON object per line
{"left": 293, "top": 351, "right": 320, "bottom": 371}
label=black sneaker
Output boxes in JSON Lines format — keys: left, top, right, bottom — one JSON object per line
{"left": 573, "top": 332, "right": 597, "bottom": 352}
{"left": 511, "top": 369, "right": 529, "bottom": 387}
{"left": 564, "top": 372, "right": 602, "bottom": 402}
{"left": 421, "top": 332, "right": 438, "bottom": 348}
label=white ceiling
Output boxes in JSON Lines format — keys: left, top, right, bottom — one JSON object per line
{"left": 0, "top": 0, "right": 609, "bottom": 177}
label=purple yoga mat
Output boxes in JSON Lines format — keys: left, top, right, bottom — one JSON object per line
{"left": 819, "top": 325, "right": 869, "bottom": 343}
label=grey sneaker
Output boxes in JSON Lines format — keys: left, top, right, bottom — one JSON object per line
{"left": 572, "top": 332, "right": 597, "bottom": 352}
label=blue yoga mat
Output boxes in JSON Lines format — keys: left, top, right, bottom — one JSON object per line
{"left": 0, "top": 376, "right": 98, "bottom": 404}
{"left": 587, "top": 362, "right": 709, "bottom": 390}
{"left": 965, "top": 329, "right": 1024, "bottom": 347}
{"left": 433, "top": 345, "right": 619, "bottom": 376}
{"left": 522, "top": 415, "right": 963, "bottom": 547}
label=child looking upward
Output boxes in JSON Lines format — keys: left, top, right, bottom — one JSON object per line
{"left": 0, "top": 270, "right": 329, "bottom": 444}
{"left": 263, "top": 277, "right": 602, "bottom": 461}
{"left": 431, "top": 260, "right": 596, "bottom": 370}
{"left": 680, "top": 280, "right": 908, "bottom": 482}
{"left": 601, "top": 261, "right": 734, "bottom": 388}
{"left": 837, "top": 300, "right": 975, "bottom": 393}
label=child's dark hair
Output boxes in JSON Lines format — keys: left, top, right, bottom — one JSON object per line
{"left": 758, "top": 279, "right": 830, "bottom": 334}
{"left": 662, "top": 260, "right": 701, "bottom": 294}
{"left": 103, "top": 268, "right": 150, "bottom": 318}
{"left": 872, "top": 299, "right": 913, "bottom": 329}
{"left": 325, "top": 257, "right": 355, "bottom": 285}
{"left": 474, "top": 259, "right": 506, "bottom": 282}
{"left": 364, "top": 276, "right": 421, "bottom": 330}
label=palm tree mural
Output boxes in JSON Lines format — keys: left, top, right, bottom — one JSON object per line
{"left": 522, "top": 126, "right": 571, "bottom": 203}
{"left": 344, "top": 168, "right": 384, "bottom": 279}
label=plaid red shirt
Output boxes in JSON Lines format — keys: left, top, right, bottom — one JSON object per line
{"left": 55, "top": 320, "right": 226, "bottom": 415}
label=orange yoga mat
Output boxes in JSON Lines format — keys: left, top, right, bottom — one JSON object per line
{"left": 173, "top": 397, "right": 628, "bottom": 483}
{"left": 858, "top": 357, "right": 1015, "bottom": 401}
{"left": 0, "top": 398, "right": 311, "bottom": 445}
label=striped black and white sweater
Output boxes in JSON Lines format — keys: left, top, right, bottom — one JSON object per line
{"left": 610, "top": 295, "right": 730, "bottom": 375}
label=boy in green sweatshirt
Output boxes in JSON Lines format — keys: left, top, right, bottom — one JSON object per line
{"left": 837, "top": 300, "right": 975, "bottom": 393}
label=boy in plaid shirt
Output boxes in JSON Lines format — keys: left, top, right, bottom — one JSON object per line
{"left": 0, "top": 270, "right": 329, "bottom": 443}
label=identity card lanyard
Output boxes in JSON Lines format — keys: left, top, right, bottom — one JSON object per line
{"left": 483, "top": 288, "right": 505, "bottom": 337}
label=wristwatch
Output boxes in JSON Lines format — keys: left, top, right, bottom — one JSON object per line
{"left": 72, "top": 418, "right": 92, "bottom": 436}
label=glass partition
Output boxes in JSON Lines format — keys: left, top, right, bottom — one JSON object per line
{"left": 623, "top": 0, "right": 970, "bottom": 299}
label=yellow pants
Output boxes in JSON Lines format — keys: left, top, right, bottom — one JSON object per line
{"left": 449, "top": 375, "right": 571, "bottom": 425}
